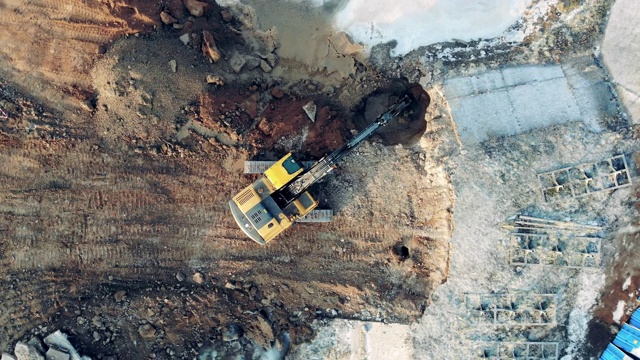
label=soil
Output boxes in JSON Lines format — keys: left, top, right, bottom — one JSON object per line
{"left": 0, "top": 0, "right": 452, "bottom": 358}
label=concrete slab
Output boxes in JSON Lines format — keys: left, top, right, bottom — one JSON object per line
{"left": 601, "top": 0, "right": 640, "bottom": 125}
{"left": 444, "top": 61, "right": 615, "bottom": 146}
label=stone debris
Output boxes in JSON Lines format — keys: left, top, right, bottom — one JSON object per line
{"left": 4, "top": 331, "right": 88, "bottom": 360}
{"left": 44, "top": 331, "right": 86, "bottom": 360}
{"left": 264, "top": 53, "right": 277, "bottom": 68}
{"left": 178, "top": 33, "right": 190, "bottom": 46}
{"left": 45, "top": 348, "right": 70, "bottom": 360}
{"left": 138, "top": 324, "right": 156, "bottom": 339}
{"left": 113, "top": 290, "right": 126, "bottom": 302}
{"left": 176, "top": 271, "right": 186, "bottom": 282}
{"left": 159, "top": 11, "right": 177, "bottom": 25}
{"left": 206, "top": 75, "right": 224, "bottom": 86}
{"left": 244, "top": 56, "right": 261, "bottom": 70}
{"left": 182, "top": 0, "right": 207, "bottom": 17}
{"left": 14, "top": 343, "right": 43, "bottom": 360}
{"left": 201, "top": 31, "right": 221, "bottom": 62}
{"left": 229, "top": 53, "right": 246, "bottom": 73}
{"left": 168, "top": 59, "right": 177, "bottom": 73}
{"left": 302, "top": 101, "right": 317, "bottom": 122}
{"left": 259, "top": 60, "right": 272, "bottom": 73}
{"left": 270, "top": 87, "right": 284, "bottom": 99}
{"left": 220, "top": 10, "right": 233, "bottom": 22}
{"left": 222, "top": 324, "right": 243, "bottom": 342}
{"left": 192, "top": 272, "right": 204, "bottom": 284}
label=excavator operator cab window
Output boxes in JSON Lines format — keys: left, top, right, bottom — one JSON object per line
{"left": 282, "top": 157, "right": 302, "bottom": 175}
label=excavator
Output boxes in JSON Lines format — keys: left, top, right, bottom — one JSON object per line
{"left": 229, "top": 93, "right": 415, "bottom": 245}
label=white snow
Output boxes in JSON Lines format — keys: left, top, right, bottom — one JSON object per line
{"left": 333, "top": 0, "right": 532, "bottom": 55}
{"left": 613, "top": 300, "right": 626, "bottom": 324}
{"left": 623, "top": 276, "right": 632, "bottom": 291}
{"left": 217, "top": 0, "right": 533, "bottom": 55}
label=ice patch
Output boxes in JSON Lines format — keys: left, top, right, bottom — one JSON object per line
{"left": 613, "top": 300, "right": 626, "bottom": 324}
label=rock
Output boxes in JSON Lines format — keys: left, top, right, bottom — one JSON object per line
{"left": 43, "top": 331, "right": 81, "bottom": 360}
{"left": 244, "top": 56, "right": 261, "bottom": 70}
{"left": 138, "top": 324, "right": 156, "bottom": 339}
{"left": 2, "top": 353, "right": 16, "bottom": 360}
{"left": 265, "top": 53, "right": 277, "bottom": 68}
{"left": 44, "top": 348, "right": 69, "bottom": 360}
{"left": 222, "top": 324, "right": 243, "bottom": 342}
{"left": 92, "top": 315, "right": 104, "bottom": 328}
{"left": 13, "top": 343, "right": 44, "bottom": 360}
{"left": 179, "top": 33, "right": 190, "bottom": 45}
{"left": 168, "top": 59, "right": 177, "bottom": 73}
{"left": 229, "top": 53, "right": 246, "bottom": 73}
{"left": 221, "top": 10, "right": 233, "bottom": 22}
{"left": 206, "top": 75, "right": 225, "bottom": 86}
{"left": 176, "top": 271, "right": 186, "bottom": 282}
{"left": 114, "top": 290, "right": 126, "bottom": 302}
{"left": 259, "top": 60, "right": 272, "bottom": 73}
{"left": 302, "top": 101, "right": 316, "bottom": 122}
{"left": 192, "top": 272, "right": 204, "bottom": 284}
{"left": 92, "top": 331, "right": 101, "bottom": 341}
{"left": 160, "top": 11, "right": 177, "bottom": 25}
{"left": 76, "top": 316, "right": 86, "bottom": 325}
{"left": 270, "top": 88, "right": 284, "bottom": 99}
{"left": 201, "top": 31, "right": 221, "bottom": 62}
{"left": 182, "top": 0, "right": 207, "bottom": 17}
{"left": 25, "top": 339, "right": 44, "bottom": 355}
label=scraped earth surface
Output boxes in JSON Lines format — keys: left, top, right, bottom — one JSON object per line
{"left": 0, "top": 0, "right": 453, "bottom": 358}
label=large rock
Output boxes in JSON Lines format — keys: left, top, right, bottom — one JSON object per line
{"left": 13, "top": 343, "right": 43, "bottom": 360}
{"left": 601, "top": 0, "right": 640, "bottom": 125}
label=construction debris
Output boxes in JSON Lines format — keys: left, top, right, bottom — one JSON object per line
{"left": 183, "top": 0, "right": 207, "bottom": 17}
{"left": 302, "top": 101, "right": 317, "bottom": 122}
{"left": 201, "top": 31, "right": 221, "bottom": 63}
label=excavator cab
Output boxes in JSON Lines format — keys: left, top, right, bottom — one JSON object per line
{"left": 229, "top": 153, "right": 318, "bottom": 245}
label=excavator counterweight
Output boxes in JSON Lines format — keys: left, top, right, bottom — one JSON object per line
{"left": 229, "top": 94, "right": 414, "bottom": 245}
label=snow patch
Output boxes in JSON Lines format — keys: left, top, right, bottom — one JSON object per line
{"left": 613, "top": 301, "right": 626, "bottom": 324}
{"left": 334, "top": 0, "right": 533, "bottom": 55}
{"left": 623, "top": 276, "right": 632, "bottom": 291}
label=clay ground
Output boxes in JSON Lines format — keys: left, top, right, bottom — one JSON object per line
{"left": 0, "top": 0, "right": 452, "bottom": 358}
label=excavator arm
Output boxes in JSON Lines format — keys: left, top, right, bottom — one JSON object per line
{"left": 272, "top": 94, "right": 413, "bottom": 208}
{"left": 229, "top": 93, "right": 414, "bottom": 244}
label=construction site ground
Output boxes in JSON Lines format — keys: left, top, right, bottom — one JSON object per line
{"left": 0, "top": 0, "right": 639, "bottom": 359}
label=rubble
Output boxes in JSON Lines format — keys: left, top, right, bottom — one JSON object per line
{"left": 206, "top": 74, "right": 224, "bottom": 86}
{"left": 220, "top": 10, "right": 233, "bottom": 22}
{"left": 182, "top": 0, "right": 207, "bottom": 17}
{"left": 178, "top": 33, "right": 190, "bottom": 46}
{"left": 192, "top": 272, "right": 204, "bottom": 284}
{"left": 159, "top": 11, "right": 177, "bottom": 25}
{"left": 302, "top": 101, "right": 316, "bottom": 122}
{"left": 201, "top": 31, "right": 221, "bottom": 63}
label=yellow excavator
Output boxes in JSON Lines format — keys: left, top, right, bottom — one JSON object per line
{"left": 229, "top": 94, "right": 414, "bottom": 245}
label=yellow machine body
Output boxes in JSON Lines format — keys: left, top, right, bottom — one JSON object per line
{"left": 229, "top": 153, "right": 318, "bottom": 245}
